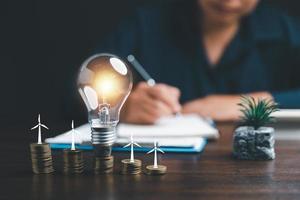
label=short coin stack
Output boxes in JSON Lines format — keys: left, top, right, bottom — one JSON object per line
{"left": 30, "top": 143, "right": 54, "bottom": 174}
{"left": 63, "top": 149, "right": 84, "bottom": 174}
{"left": 94, "top": 156, "right": 114, "bottom": 174}
{"left": 145, "top": 165, "right": 167, "bottom": 175}
{"left": 120, "top": 159, "right": 142, "bottom": 175}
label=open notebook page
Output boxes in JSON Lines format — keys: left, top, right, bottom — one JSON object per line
{"left": 46, "top": 114, "right": 219, "bottom": 147}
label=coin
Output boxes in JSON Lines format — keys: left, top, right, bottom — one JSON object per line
{"left": 94, "top": 156, "right": 114, "bottom": 174}
{"left": 93, "top": 145, "right": 112, "bottom": 157}
{"left": 94, "top": 156, "right": 113, "bottom": 160}
{"left": 31, "top": 153, "right": 52, "bottom": 159}
{"left": 30, "top": 143, "right": 51, "bottom": 152}
{"left": 33, "top": 168, "right": 54, "bottom": 174}
{"left": 120, "top": 159, "right": 142, "bottom": 175}
{"left": 145, "top": 165, "right": 167, "bottom": 175}
{"left": 94, "top": 161, "right": 113, "bottom": 168}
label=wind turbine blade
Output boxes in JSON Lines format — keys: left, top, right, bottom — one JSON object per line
{"left": 147, "top": 149, "right": 155, "bottom": 154}
{"left": 72, "top": 120, "right": 74, "bottom": 129}
{"left": 123, "top": 143, "right": 131, "bottom": 148}
{"left": 157, "top": 148, "right": 165, "bottom": 154}
{"left": 31, "top": 125, "right": 39, "bottom": 130}
{"left": 74, "top": 130, "right": 81, "bottom": 134}
{"left": 133, "top": 142, "right": 141, "bottom": 147}
{"left": 41, "top": 124, "right": 49, "bottom": 129}
{"left": 38, "top": 114, "right": 40, "bottom": 123}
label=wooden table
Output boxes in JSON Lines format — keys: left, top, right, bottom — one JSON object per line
{"left": 1, "top": 123, "right": 300, "bottom": 200}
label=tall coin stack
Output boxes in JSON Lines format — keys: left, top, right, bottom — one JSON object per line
{"left": 63, "top": 149, "right": 84, "bottom": 174}
{"left": 120, "top": 159, "right": 142, "bottom": 175}
{"left": 94, "top": 156, "right": 114, "bottom": 174}
{"left": 30, "top": 143, "right": 54, "bottom": 174}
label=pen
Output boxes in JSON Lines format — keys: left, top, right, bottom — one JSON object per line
{"left": 127, "top": 54, "right": 181, "bottom": 116}
{"left": 127, "top": 55, "right": 156, "bottom": 87}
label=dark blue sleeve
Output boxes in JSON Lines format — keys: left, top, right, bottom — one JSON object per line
{"left": 94, "top": 12, "right": 145, "bottom": 84}
{"left": 94, "top": 13, "right": 140, "bottom": 60}
{"left": 271, "top": 15, "right": 300, "bottom": 108}
{"left": 272, "top": 89, "right": 300, "bottom": 108}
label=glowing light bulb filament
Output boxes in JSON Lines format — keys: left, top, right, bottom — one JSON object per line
{"left": 99, "top": 105, "right": 110, "bottom": 124}
{"left": 96, "top": 76, "right": 117, "bottom": 103}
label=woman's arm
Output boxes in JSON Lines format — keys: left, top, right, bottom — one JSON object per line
{"left": 182, "top": 92, "right": 273, "bottom": 121}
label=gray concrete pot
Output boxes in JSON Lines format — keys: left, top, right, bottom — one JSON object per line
{"left": 233, "top": 126, "right": 275, "bottom": 160}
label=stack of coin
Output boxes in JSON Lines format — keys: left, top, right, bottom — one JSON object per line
{"left": 63, "top": 149, "right": 84, "bottom": 174}
{"left": 145, "top": 165, "right": 167, "bottom": 175}
{"left": 30, "top": 143, "right": 54, "bottom": 174}
{"left": 120, "top": 159, "right": 142, "bottom": 175}
{"left": 94, "top": 156, "right": 114, "bottom": 174}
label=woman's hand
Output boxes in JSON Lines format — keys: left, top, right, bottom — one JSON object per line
{"left": 120, "top": 82, "right": 181, "bottom": 124}
{"left": 182, "top": 92, "right": 273, "bottom": 121}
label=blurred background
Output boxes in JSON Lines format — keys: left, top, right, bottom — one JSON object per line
{"left": 1, "top": 0, "right": 300, "bottom": 134}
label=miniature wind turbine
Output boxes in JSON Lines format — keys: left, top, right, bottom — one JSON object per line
{"left": 120, "top": 134, "right": 142, "bottom": 175}
{"left": 30, "top": 114, "right": 49, "bottom": 144}
{"left": 70, "top": 120, "right": 80, "bottom": 150}
{"left": 123, "top": 134, "right": 141, "bottom": 162}
{"left": 147, "top": 141, "right": 164, "bottom": 168}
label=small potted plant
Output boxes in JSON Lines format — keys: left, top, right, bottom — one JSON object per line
{"left": 233, "top": 95, "right": 279, "bottom": 160}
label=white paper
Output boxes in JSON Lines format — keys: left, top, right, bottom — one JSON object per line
{"left": 117, "top": 114, "right": 219, "bottom": 138}
{"left": 45, "top": 114, "right": 218, "bottom": 147}
{"left": 271, "top": 109, "right": 300, "bottom": 120}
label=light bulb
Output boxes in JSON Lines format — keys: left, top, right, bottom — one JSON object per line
{"left": 77, "top": 53, "right": 133, "bottom": 156}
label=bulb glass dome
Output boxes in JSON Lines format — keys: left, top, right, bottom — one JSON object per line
{"left": 77, "top": 53, "right": 133, "bottom": 128}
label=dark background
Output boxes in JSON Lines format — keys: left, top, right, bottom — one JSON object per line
{"left": 1, "top": 0, "right": 300, "bottom": 134}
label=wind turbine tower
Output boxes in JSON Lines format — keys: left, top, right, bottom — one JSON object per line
{"left": 30, "top": 114, "right": 49, "bottom": 144}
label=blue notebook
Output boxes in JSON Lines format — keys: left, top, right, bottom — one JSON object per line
{"left": 50, "top": 139, "right": 207, "bottom": 153}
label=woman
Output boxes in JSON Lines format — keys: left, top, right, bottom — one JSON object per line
{"left": 96, "top": 0, "right": 300, "bottom": 123}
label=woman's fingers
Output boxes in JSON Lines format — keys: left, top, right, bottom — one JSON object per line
{"left": 121, "top": 82, "right": 180, "bottom": 124}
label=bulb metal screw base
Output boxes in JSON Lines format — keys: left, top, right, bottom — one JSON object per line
{"left": 91, "top": 127, "right": 115, "bottom": 157}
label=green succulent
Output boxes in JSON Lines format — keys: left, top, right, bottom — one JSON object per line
{"left": 238, "top": 95, "right": 279, "bottom": 129}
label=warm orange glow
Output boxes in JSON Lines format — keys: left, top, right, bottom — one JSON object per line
{"left": 96, "top": 77, "right": 114, "bottom": 94}
{"left": 95, "top": 73, "right": 120, "bottom": 102}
